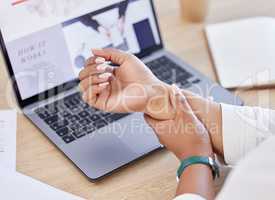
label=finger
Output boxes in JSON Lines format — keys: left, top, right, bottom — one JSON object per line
{"left": 95, "top": 85, "right": 111, "bottom": 110}
{"left": 79, "top": 65, "right": 98, "bottom": 80}
{"left": 79, "top": 73, "right": 112, "bottom": 92}
{"left": 92, "top": 48, "right": 130, "bottom": 65}
{"left": 170, "top": 84, "right": 179, "bottom": 111}
{"left": 82, "top": 82, "right": 109, "bottom": 105}
{"left": 79, "top": 63, "right": 114, "bottom": 80}
{"left": 85, "top": 56, "right": 105, "bottom": 67}
{"left": 174, "top": 90, "right": 194, "bottom": 118}
{"left": 80, "top": 56, "right": 107, "bottom": 79}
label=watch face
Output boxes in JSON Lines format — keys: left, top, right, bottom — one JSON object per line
{"left": 209, "top": 157, "right": 214, "bottom": 165}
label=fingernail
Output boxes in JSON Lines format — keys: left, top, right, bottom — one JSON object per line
{"left": 82, "top": 93, "right": 88, "bottom": 101}
{"left": 99, "top": 82, "right": 109, "bottom": 88}
{"left": 99, "top": 73, "right": 112, "bottom": 79}
{"left": 97, "top": 64, "right": 107, "bottom": 71}
{"left": 178, "top": 94, "right": 186, "bottom": 103}
{"left": 95, "top": 57, "right": 105, "bottom": 64}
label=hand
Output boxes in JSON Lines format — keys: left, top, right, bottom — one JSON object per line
{"left": 79, "top": 48, "right": 175, "bottom": 120}
{"left": 145, "top": 86, "right": 213, "bottom": 160}
{"left": 180, "top": 90, "right": 223, "bottom": 157}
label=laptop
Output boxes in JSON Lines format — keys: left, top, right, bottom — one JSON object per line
{"left": 0, "top": 0, "right": 242, "bottom": 181}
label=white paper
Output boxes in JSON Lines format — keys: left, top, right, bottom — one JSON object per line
{"left": 206, "top": 17, "right": 275, "bottom": 88}
{"left": 0, "top": 166, "right": 84, "bottom": 200}
{"left": 0, "top": 110, "right": 17, "bottom": 170}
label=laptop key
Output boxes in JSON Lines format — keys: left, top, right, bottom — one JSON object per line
{"left": 192, "top": 79, "right": 201, "bottom": 84}
{"left": 50, "top": 120, "right": 69, "bottom": 131}
{"left": 72, "top": 129, "right": 86, "bottom": 139}
{"left": 99, "top": 112, "right": 111, "bottom": 117}
{"left": 183, "top": 82, "right": 192, "bottom": 88}
{"left": 71, "top": 106, "right": 81, "bottom": 114}
{"left": 45, "top": 115, "right": 59, "bottom": 125}
{"left": 105, "top": 113, "right": 129, "bottom": 123}
{"left": 67, "top": 115, "right": 80, "bottom": 122}
{"left": 59, "top": 110, "right": 71, "bottom": 118}
{"left": 46, "top": 105, "right": 58, "bottom": 115}
{"left": 176, "top": 73, "right": 192, "bottom": 82}
{"left": 176, "top": 81, "right": 191, "bottom": 88}
{"left": 89, "top": 114, "right": 101, "bottom": 121}
{"left": 79, "top": 118, "right": 91, "bottom": 126}
{"left": 62, "top": 135, "right": 75, "bottom": 144}
{"left": 82, "top": 125, "right": 96, "bottom": 134}
{"left": 56, "top": 127, "right": 70, "bottom": 137}
{"left": 69, "top": 123, "right": 82, "bottom": 132}
{"left": 93, "top": 119, "right": 107, "bottom": 129}
{"left": 35, "top": 108, "right": 51, "bottom": 119}
{"left": 79, "top": 111, "right": 89, "bottom": 118}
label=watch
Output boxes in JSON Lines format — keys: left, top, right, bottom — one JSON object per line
{"left": 176, "top": 156, "right": 220, "bottom": 182}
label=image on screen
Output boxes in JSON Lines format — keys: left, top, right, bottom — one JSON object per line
{"left": 0, "top": 0, "right": 161, "bottom": 100}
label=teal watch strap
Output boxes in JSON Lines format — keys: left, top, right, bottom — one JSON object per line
{"left": 177, "top": 156, "right": 220, "bottom": 181}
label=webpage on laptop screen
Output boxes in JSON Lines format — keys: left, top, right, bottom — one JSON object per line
{"left": 0, "top": 0, "right": 160, "bottom": 100}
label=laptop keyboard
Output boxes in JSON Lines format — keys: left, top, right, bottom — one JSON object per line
{"left": 35, "top": 93, "right": 129, "bottom": 144}
{"left": 146, "top": 56, "right": 200, "bottom": 87}
{"left": 35, "top": 56, "right": 200, "bottom": 144}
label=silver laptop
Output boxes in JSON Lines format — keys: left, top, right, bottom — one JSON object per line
{"left": 0, "top": 0, "right": 242, "bottom": 181}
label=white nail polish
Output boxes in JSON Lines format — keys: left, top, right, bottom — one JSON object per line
{"left": 99, "top": 82, "right": 109, "bottom": 87}
{"left": 95, "top": 57, "right": 105, "bottom": 64}
{"left": 99, "top": 73, "right": 111, "bottom": 79}
{"left": 97, "top": 64, "right": 107, "bottom": 71}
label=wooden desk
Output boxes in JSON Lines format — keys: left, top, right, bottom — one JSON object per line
{"left": 1, "top": 0, "right": 275, "bottom": 199}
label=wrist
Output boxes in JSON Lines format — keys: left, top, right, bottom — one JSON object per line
{"left": 176, "top": 145, "right": 214, "bottom": 161}
{"left": 178, "top": 151, "right": 214, "bottom": 161}
{"left": 144, "top": 82, "right": 175, "bottom": 120}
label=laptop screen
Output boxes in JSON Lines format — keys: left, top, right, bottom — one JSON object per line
{"left": 0, "top": 0, "right": 161, "bottom": 100}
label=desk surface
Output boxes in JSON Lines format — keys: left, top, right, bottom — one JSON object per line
{"left": 1, "top": 0, "right": 275, "bottom": 199}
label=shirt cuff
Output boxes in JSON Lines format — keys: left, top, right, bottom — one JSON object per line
{"left": 221, "top": 104, "right": 272, "bottom": 165}
{"left": 173, "top": 194, "right": 206, "bottom": 200}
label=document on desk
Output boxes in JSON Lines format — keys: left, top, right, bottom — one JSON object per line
{"left": 0, "top": 110, "right": 17, "bottom": 170}
{"left": 0, "top": 166, "right": 84, "bottom": 200}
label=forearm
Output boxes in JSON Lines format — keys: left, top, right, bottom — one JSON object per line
{"left": 176, "top": 164, "right": 215, "bottom": 200}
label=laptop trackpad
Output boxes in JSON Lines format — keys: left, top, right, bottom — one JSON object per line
{"left": 63, "top": 113, "right": 160, "bottom": 179}
{"left": 115, "top": 113, "right": 161, "bottom": 155}
{"left": 64, "top": 131, "right": 138, "bottom": 178}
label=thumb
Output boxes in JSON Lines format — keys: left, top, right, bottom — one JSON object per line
{"left": 92, "top": 48, "right": 129, "bottom": 65}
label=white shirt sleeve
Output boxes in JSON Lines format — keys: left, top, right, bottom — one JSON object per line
{"left": 221, "top": 103, "right": 275, "bottom": 165}
{"left": 173, "top": 194, "right": 206, "bottom": 200}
